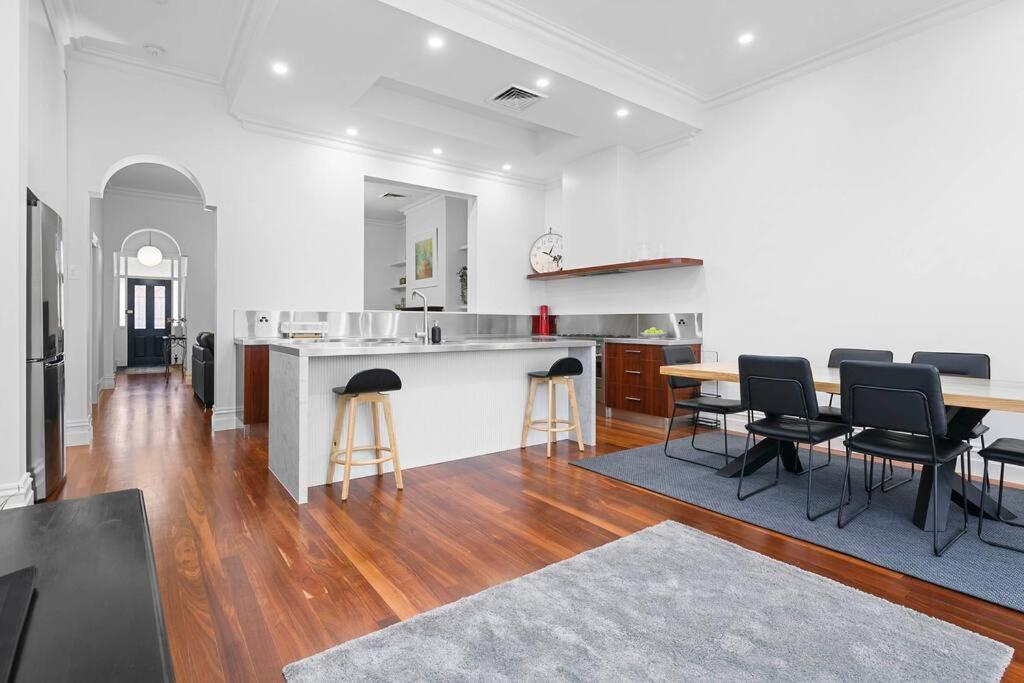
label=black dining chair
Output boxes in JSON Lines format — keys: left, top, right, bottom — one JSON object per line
{"left": 975, "top": 438, "right": 1024, "bottom": 553}
{"left": 662, "top": 346, "right": 744, "bottom": 468}
{"left": 911, "top": 351, "right": 991, "bottom": 486}
{"left": 736, "top": 355, "right": 850, "bottom": 520}
{"left": 836, "top": 360, "right": 970, "bottom": 557}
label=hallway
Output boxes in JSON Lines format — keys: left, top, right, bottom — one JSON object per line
{"left": 62, "top": 373, "right": 1024, "bottom": 681}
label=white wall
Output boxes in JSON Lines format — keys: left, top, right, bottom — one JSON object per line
{"left": 404, "top": 196, "right": 447, "bottom": 308}
{"left": 364, "top": 219, "right": 405, "bottom": 310}
{"left": 66, "top": 57, "right": 547, "bottom": 432}
{"left": 100, "top": 190, "right": 216, "bottom": 374}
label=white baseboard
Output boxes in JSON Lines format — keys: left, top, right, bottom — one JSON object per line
{"left": 0, "top": 473, "right": 35, "bottom": 509}
{"left": 66, "top": 417, "right": 93, "bottom": 447}
{"left": 100, "top": 374, "right": 116, "bottom": 390}
{"left": 211, "top": 405, "right": 243, "bottom": 432}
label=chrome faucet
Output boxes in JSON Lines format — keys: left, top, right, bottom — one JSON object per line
{"left": 411, "top": 289, "right": 428, "bottom": 344}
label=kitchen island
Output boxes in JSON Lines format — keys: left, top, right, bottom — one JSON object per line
{"left": 268, "top": 337, "right": 596, "bottom": 503}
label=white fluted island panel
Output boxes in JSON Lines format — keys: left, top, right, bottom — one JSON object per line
{"left": 268, "top": 338, "right": 596, "bottom": 503}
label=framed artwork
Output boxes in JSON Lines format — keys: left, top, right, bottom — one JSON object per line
{"left": 411, "top": 228, "right": 438, "bottom": 288}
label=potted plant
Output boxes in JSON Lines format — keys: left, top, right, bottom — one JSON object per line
{"left": 457, "top": 266, "right": 468, "bottom": 305}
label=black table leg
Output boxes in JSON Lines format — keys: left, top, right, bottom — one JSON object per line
{"left": 913, "top": 461, "right": 956, "bottom": 531}
{"left": 907, "top": 405, "right": 1017, "bottom": 528}
{"left": 717, "top": 438, "right": 803, "bottom": 478}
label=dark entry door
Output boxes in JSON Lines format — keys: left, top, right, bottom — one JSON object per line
{"left": 127, "top": 278, "right": 171, "bottom": 366}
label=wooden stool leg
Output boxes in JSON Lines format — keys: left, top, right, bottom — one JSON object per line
{"left": 547, "top": 379, "right": 555, "bottom": 459}
{"left": 327, "top": 397, "right": 346, "bottom": 484}
{"left": 341, "top": 396, "right": 357, "bottom": 501}
{"left": 383, "top": 395, "right": 403, "bottom": 491}
{"left": 371, "top": 399, "right": 384, "bottom": 476}
{"left": 521, "top": 377, "right": 538, "bottom": 448}
{"left": 567, "top": 378, "right": 584, "bottom": 451}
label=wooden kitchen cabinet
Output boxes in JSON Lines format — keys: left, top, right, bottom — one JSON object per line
{"left": 243, "top": 345, "right": 270, "bottom": 424}
{"left": 604, "top": 342, "right": 701, "bottom": 418}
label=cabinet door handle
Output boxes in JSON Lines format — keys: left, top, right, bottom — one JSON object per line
{"left": 624, "top": 350, "right": 642, "bottom": 354}
{"left": 625, "top": 370, "right": 641, "bottom": 375}
{"left": 625, "top": 396, "right": 641, "bottom": 402}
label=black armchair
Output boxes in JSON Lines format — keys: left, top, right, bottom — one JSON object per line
{"left": 192, "top": 332, "right": 214, "bottom": 408}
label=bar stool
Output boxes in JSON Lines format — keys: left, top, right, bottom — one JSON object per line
{"left": 521, "top": 357, "right": 585, "bottom": 459}
{"left": 976, "top": 438, "right": 1024, "bottom": 553}
{"left": 327, "top": 368, "right": 404, "bottom": 501}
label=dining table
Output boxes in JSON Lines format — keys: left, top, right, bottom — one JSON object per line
{"left": 660, "top": 361, "right": 1024, "bottom": 531}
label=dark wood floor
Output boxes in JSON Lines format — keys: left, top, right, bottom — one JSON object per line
{"left": 61, "top": 372, "right": 1023, "bottom": 681}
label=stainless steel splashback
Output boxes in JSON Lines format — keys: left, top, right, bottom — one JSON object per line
{"left": 234, "top": 310, "right": 701, "bottom": 340}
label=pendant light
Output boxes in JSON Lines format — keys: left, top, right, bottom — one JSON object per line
{"left": 137, "top": 230, "right": 163, "bottom": 267}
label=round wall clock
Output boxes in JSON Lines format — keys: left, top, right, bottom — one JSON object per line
{"left": 529, "top": 228, "right": 564, "bottom": 273}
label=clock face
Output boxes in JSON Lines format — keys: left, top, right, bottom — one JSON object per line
{"left": 530, "top": 231, "right": 564, "bottom": 273}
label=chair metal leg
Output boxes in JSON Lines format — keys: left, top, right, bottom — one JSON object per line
{"left": 978, "top": 458, "right": 1024, "bottom": 553}
{"left": 665, "top": 408, "right": 735, "bottom": 469}
{"left": 796, "top": 441, "right": 831, "bottom": 476}
{"left": 932, "top": 452, "right": 968, "bottom": 557}
{"left": 877, "top": 459, "right": 915, "bottom": 493}
{"left": 838, "top": 447, "right": 872, "bottom": 528}
{"left": 738, "top": 433, "right": 781, "bottom": 501}
{"left": 806, "top": 444, "right": 844, "bottom": 521}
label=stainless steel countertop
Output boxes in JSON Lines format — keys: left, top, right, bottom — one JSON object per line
{"left": 270, "top": 336, "right": 598, "bottom": 357}
{"left": 603, "top": 337, "right": 703, "bottom": 346}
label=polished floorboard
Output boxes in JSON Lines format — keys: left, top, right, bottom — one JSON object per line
{"left": 60, "top": 372, "right": 1023, "bottom": 681}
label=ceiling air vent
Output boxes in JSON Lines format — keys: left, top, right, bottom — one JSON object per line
{"left": 379, "top": 192, "right": 407, "bottom": 199}
{"left": 490, "top": 84, "right": 547, "bottom": 112}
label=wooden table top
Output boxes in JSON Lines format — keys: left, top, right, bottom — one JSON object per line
{"left": 661, "top": 361, "right": 1024, "bottom": 413}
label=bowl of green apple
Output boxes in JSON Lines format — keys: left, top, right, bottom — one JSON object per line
{"left": 640, "top": 326, "right": 667, "bottom": 338}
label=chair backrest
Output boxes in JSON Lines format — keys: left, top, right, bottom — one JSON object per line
{"left": 827, "top": 348, "right": 893, "bottom": 368}
{"left": 547, "top": 357, "right": 583, "bottom": 377}
{"left": 346, "top": 368, "right": 402, "bottom": 394}
{"left": 840, "top": 360, "right": 947, "bottom": 436}
{"left": 738, "top": 355, "right": 818, "bottom": 419}
{"left": 910, "top": 351, "right": 990, "bottom": 379}
{"left": 662, "top": 346, "right": 700, "bottom": 390}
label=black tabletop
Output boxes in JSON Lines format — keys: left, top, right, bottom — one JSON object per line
{"left": 0, "top": 490, "right": 173, "bottom": 681}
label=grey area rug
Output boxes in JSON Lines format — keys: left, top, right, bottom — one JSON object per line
{"left": 284, "top": 521, "right": 1012, "bottom": 682}
{"left": 574, "top": 433, "right": 1024, "bottom": 613}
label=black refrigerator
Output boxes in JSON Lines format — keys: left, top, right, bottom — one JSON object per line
{"left": 26, "top": 190, "right": 65, "bottom": 501}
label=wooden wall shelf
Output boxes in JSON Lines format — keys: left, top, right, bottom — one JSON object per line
{"left": 526, "top": 257, "right": 703, "bottom": 280}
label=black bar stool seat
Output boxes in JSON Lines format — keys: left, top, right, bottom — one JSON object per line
{"left": 327, "top": 368, "right": 404, "bottom": 501}
{"left": 977, "top": 438, "right": 1024, "bottom": 553}
{"left": 522, "top": 357, "right": 585, "bottom": 458}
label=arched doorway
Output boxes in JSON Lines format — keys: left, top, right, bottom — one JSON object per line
{"left": 91, "top": 160, "right": 217, "bottom": 403}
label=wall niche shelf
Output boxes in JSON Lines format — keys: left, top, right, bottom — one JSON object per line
{"left": 390, "top": 260, "right": 406, "bottom": 268}
{"left": 526, "top": 257, "right": 703, "bottom": 280}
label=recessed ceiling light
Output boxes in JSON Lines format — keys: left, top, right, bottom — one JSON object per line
{"left": 432, "top": 147, "right": 443, "bottom": 155}
{"left": 271, "top": 61, "right": 289, "bottom": 75}
{"left": 346, "top": 127, "right": 358, "bottom": 136}
{"left": 427, "top": 35, "right": 445, "bottom": 50}
{"left": 535, "top": 77, "right": 550, "bottom": 89}
{"left": 615, "top": 107, "right": 630, "bottom": 118}
{"left": 738, "top": 33, "right": 755, "bottom": 46}
{"left": 502, "top": 163, "right": 512, "bottom": 171}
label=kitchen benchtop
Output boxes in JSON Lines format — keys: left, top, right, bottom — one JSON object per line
{"left": 270, "top": 336, "right": 597, "bottom": 357}
{"left": 603, "top": 337, "right": 703, "bottom": 346}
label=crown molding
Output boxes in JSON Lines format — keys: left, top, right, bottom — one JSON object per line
{"left": 105, "top": 185, "right": 205, "bottom": 206}
{"left": 705, "top": 0, "right": 1007, "bottom": 107}
{"left": 233, "top": 113, "right": 549, "bottom": 190}
{"left": 223, "top": 0, "right": 278, "bottom": 105}
{"left": 637, "top": 132, "right": 700, "bottom": 160}
{"left": 69, "top": 39, "right": 224, "bottom": 88}
{"left": 365, "top": 218, "right": 405, "bottom": 229}
{"left": 399, "top": 194, "right": 445, "bottom": 216}
{"left": 426, "top": 0, "right": 704, "bottom": 104}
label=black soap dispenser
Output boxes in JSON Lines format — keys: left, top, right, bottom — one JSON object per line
{"left": 430, "top": 320, "right": 442, "bottom": 344}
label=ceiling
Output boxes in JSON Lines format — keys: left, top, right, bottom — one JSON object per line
{"left": 65, "top": 0, "right": 248, "bottom": 82}
{"left": 364, "top": 180, "right": 438, "bottom": 223}
{"left": 105, "top": 163, "right": 202, "bottom": 198}
{"left": 59, "top": 0, "right": 981, "bottom": 181}
{"left": 499, "top": 0, "right": 958, "bottom": 99}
